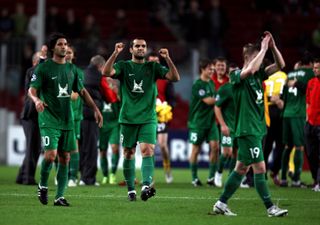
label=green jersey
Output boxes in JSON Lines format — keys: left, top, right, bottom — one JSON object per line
{"left": 71, "top": 66, "right": 84, "bottom": 121}
{"left": 283, "top": 68, "right": 314, "bottom": 118}
{"left": 30, "top": 59, "right": 84, "bottom": 130}
{"left": 101, "top": 101, "right": 121, "bottom": 130}
{"left": 188, "top": 78, "right": 216, "bottom": 129}
{"left": 113, "top": 60, "right": 168, "bottom": 124}
{"left": 215, "top": 83, "right": 235, "bottom": 133}
{"left": 230, "top": 68, "right": 268, "bottom": 137}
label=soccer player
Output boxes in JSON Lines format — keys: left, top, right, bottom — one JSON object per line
{"left": 280, "top": 54, "right": 314, "bottom": 187}
{"left": 188, "top": 59, "right": 219, "bottom": 187}
{"left": 214, "top": 64, "right": 238, "bottom": 188}
{"left": 102, "top": 39, "right": 180, "bottom": 201}
{"left": 263, "top": 70, "right": 287, "bottom": 186}
{"left": 211, "top": 57, "right": 229, "bottom": 91}
{"left": 304, "top": 58, "right": 320, "bottom": 191}
{"left": 213, "top": 32, "right": 288, "bottom": 217}
{"left": 65, "top": 45, "right": 83, "bottom": 187}
{"left": 147, "top": 52, "right": 174, "bottom": 184}
{"left": 99, "top": 78, "right": 121, "bottom": 185}
{"left": 29, "top": 33, "right": 103, "bottom": 206}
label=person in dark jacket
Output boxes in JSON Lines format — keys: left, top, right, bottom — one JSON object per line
{"left": 79, "top": 55, "right": 106, "bottom": 185}
{"left": 16, "top": 51, "right": 42, "bottom": 185}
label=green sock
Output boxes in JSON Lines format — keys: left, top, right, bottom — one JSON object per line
{"left": 190, "top": 163, "right": 198, "bottom": 181}
{"left": 123, "top": 158, "right": 135, "bottom": 191}
{"left": 293, "top": 149, "right": 303, "bottom": 181}
{"left": 56, "top": 163, "right": 68, "bottom": 199}
{"left": 229, "top": 158, "right": 236, "bottom": 174}
{"left": 208, "top": 162, "right": 217, "bottom": 179}
{"left": 40, "top": 159, "right": 53, "bottom": 187}
{"left": 254, "top": 173, "right": 273, "bottom": 209}
{"left": 111, "top": 153, "right": 120, "bottom": 174}
{"left": 100, "top": 155, "right": 109, "bottom": 177}
{"left": 218, "top": 155, "right": 227, "bottom": 173}
{"left": 281, "top": 148, "right": 291, "bottom": 180}
{"left": 220, "top": 171, "right": 243, "bottom": 203}
{"left": 141, "top": 156, "right": 154, "bottom": 186}
{"left": 69, "top": 152, "right": 79, "bottom": 180}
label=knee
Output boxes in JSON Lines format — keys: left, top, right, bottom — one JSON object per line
{"left": 59, "top": 153, "right": 70, "bottom": 165}
{"left": 123, "top": 148, "right": 135, "bottom": 159}
{"left": 141, "top": 145, "right": 154, "bottom": 157}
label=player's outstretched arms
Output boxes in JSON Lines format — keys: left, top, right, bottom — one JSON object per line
{"left": 160, "top": 48, "right": 180, "bottom": 82}
{"left": 102, "top": 42, "right": 125, "bottom": 77}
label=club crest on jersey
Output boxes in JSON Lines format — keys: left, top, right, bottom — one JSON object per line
{"left": 31, "top": 74, "right": 37, "bottom": 81}
{"left": 132, "top": 79, "right": 144, "bottom": 93}
{"left": 198, "top": 89, "right": 205, "bottom": 96}
{"left": 103, "top": 103, "right": 112, "bottom": 112}
{"left": 57, "top": 84, "right": 70, "bottom": 98}
{"left": 255, "top": 90, "right": 263, "bottom": 104}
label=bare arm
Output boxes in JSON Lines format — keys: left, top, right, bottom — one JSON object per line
{"left": 202, "top": 97, "right": 216, "bottom": 105}
{"left": 79, "top": 88, "right": 103, "bottom": 127}
{"left": 71, "top": 91, "right": 79, "bottom": 101}
{"left": 240, "top": 35, "right": 270, "bottom": 80}
{"left": 28, "top": 87, "right": 47, "bottom": 112}
{"left": 264, "top": 31, "right": 286, "bottom": 75}
{"left": 159, "top": 48, "right": 180, "bottom": 82}
{"left": 214, "top": 105, "right": 230, "bottom": 136}
{"left": 102, "top": 42, "right": 125, "bottom": 77}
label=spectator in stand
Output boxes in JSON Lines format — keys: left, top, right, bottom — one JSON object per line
{"left": 82, "top": 14, "right": 101, "bottom": 54}
{"left": 45, "top": 6, "right": 62, "bottom": 37}
{"left": 62, "top": 9, "right": 81, "bottom": 41}
{"left": 0, "top": 8, "right": 14, "bottom": 40}
{"left": 109, "top": 9, "right": 128, "bottom": 41}
{"left": 11, "top": 2, "right": 28, "bottom": 37}
{"left": 204, "top": 0, "right": 229, "bottom": 58}
{"left": 305, "top": 58, "right": 320, "bottom": 192}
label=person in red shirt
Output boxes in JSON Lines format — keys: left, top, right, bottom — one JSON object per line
{"left": 211, "top": 57, "right": 229, "bottom": 91}
{"left": 147, "top": 52, "right": 175, "bottom": 183}
{"left": 305, "top": 58, "right": 320, "bottom": 191}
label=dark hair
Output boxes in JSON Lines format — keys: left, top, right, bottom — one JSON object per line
{"left": 199, "top": 59, "right": 212, "bottom": 73}
{"left": 314, "top": 58, "right": 320, "bottom": 64}
{"left": 146, "top": 51, "right": 158, "bottom": 60}
{"left": 300, "top": 51, "right": 314, "bottom": 66}
{"left": 47, "top": 32, "right": 67, "bottom": 56}
{"left": 130, "top": 38, "right": 146, "bottom": 48}
{"left": 214, "top": 56, "right": 227, "bottom": 64}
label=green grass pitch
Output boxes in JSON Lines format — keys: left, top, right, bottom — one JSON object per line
{"left": 0, "top": 166, "right": 319, "bottom": 225}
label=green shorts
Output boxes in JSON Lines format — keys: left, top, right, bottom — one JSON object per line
{"left": 220, "top": 132, "right": 235, "bottom": 148}
{"left": 74, "top": 120, "right": 81, "bottom": 140}
{"left": 282, "top": 117, "right": 305, "bottom": 147}
{"left": 40, "top": 127, "right": 76, "bottom": 152}
{"left": 189, "top": 124, "right": 219, "bottom": 145}
{"left": 120, "top": 123, "right": 157, "bottom": 148}
{"left": 99, "top": 125, "right": 120, "bottom": 150}
{"left": 237, "top": 135, "right": 264, "bottom": 166}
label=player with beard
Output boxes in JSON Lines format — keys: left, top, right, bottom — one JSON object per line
{"left": 102, "top": 39, "right": 180, "bottom": 201}
{"left": 29, "top": 33, "right": 103, "bottom": 206}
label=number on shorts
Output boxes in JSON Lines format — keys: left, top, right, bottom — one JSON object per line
{"left": 249, "top": 147, "right": 260, "bottom": 159}
{"left": 42, "top": 136, "right": 50, "bottom": 147}
{"left": 222, "top": 136, "right": 231, "bottom": 145}
{"left": 190, "top": 132, "right": 198, "bottom": 142}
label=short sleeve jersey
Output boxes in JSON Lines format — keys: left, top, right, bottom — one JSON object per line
{"left": 264, "top": 71, "right": 287, "bottom": 105}
{"left": 113, "top": 60, "right": 168, "bottom": 124}
{"left": 230, "top": 68, "right": 268, "bottom": 137}
{"left": 283, "top": 68, "right": 314, "bottom": 118}
{"left": 215, "top": 83, "right": 235, "bottom": 133}
{"left": 188, "top": 79, "right": 216, "bottom": 129}
{"left": 71, "top": 66, "right": 84, "bottom": 121}
{"left": 101, "top": 101, "right": 121, "bottom": 130}
{"left": 30, "top": 59, "right": 84, "bottom": 130}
